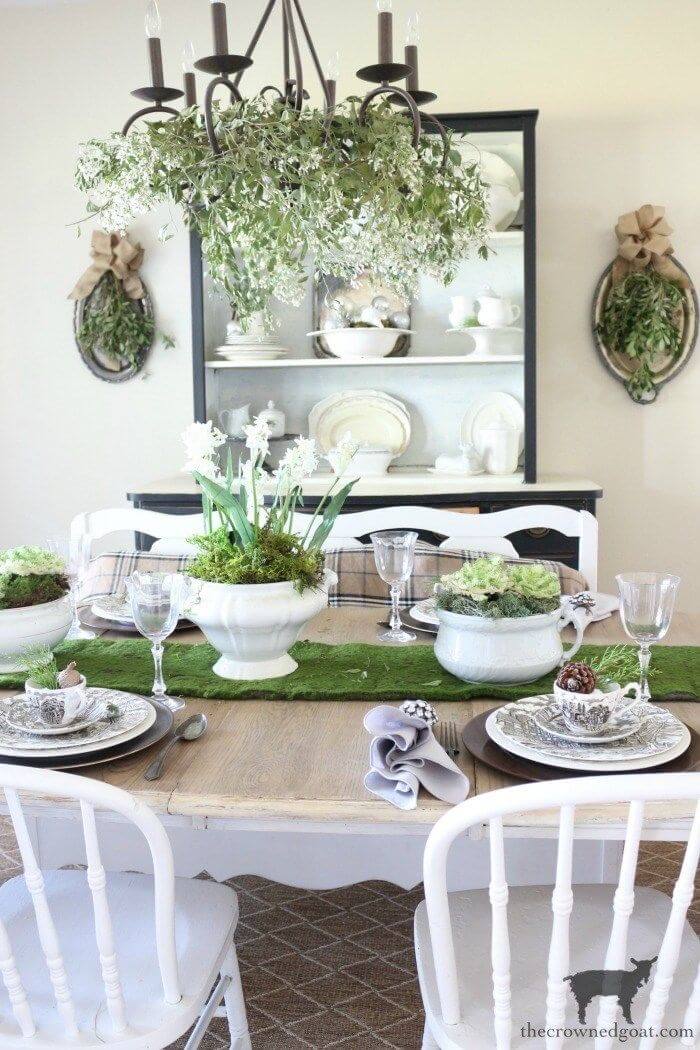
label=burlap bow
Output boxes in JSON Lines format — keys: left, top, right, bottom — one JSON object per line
{"left": 68, "top": 231, "right": 145, "bottom": 301}
{"left": 612, "top": 205, "right": 688, "bottom": 288}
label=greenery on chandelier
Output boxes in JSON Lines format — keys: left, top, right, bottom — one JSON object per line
{"left": 597, "top": 270, "right": 684, "bottom": 402}
{"left": 77, "top": 271, "right": 173, "bottom": 370}
{"left": 436, "top": 556, "right": 561, "bottom": 618}
{"left": 75, "top": 97, "right": 489, "bottom": 326}
{"left": 0, "top": 547, "right": 69, "bottom": 611}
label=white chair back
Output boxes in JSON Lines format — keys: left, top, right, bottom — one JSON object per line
{"left": 71, "top": 509, "right": 205, "bottom": 560}
{"left": 0, "top": 765, "right": 179, "bottom": 1039}
{"left": 422, "top": 773, "right": 700, "bottom": 1048}
{"left": 293, "top": 504, "right": 598, "bottom": 586}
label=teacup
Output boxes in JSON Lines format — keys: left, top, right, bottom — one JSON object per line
{"left": 25, "top": 676, "right": 89, "bottom": 727}
{"left": 553, "top": 681, "right": 641, "bottom": 737}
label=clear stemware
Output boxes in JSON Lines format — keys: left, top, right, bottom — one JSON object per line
{"left": 125, "top": 572, "right": 190, "bottom": 712}
{"left": 48, "top": 535, "right": 96, "bottom": 640}
{"left": 616, "top": 572, "right": 680, "bottom": 702}
{"left": 371, "top": 531, "right": 418, "bottom": 644}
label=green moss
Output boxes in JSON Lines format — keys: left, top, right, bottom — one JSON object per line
{"left": 437, "top": 590, "right": 560, "bottom": 619}
{"left": 0, "top": 574, "right": 69, "bottom": 611}
{"left": 186, "top": 527, "right": 324, "bottom": 592}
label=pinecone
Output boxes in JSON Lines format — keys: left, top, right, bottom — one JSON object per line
{"left": 555, "top": 661, "right": 597, "bottom": 694}
{"left": 400, "top": 698, "right": 438, "bottom": 727}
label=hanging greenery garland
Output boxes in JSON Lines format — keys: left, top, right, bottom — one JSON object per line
{"left": 75, "top": 97, "right": 488, "bottom": 328}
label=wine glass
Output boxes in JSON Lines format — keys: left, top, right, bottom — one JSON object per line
{"left": 125, "top": 572, "right": 190, "bottom": 712}
{"left": 616, "top": 572, "right": 680, "bottom": 702}
{"left": 371, "top": 531, "right": 418, "bottom": 644}
{"left": 48, "top": 535, "right": 95, "bottom": 640}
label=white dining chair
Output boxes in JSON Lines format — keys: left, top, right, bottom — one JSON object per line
{"left": 71, "top": 508, "right": 205, "bottom": 560}
{"left": 0, "top": 764, "right": 251, "bottom": 1049}
{"left": 416, "top": 773, "right": 700, "bottom": 1049}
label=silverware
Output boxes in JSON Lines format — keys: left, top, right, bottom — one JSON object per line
{"left": 376, "top": 619, "right": 437, "bottom": 636}
{"left": 436, "top": 720, "right": 460, "bottom": 760}
{"left": 144, "top": 713, "right": 208, "bottom": 781}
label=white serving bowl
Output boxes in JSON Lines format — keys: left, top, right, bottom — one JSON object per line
{"left": 0, "top": 595, "right": 73, "bottom": 673}
{"left": 309, "top": 328, "right": 412, "bottom": 360}
{"left": 327, "top": 445, "right": 395, "bottom": 477}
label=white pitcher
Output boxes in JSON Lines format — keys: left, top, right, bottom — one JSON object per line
{"left": 475, "top": 291, "right": 521, "bottom": 328}
{"left": 219, "top": 403, "right": 251, "bottom": 439}
{"left": 448, "top": 295, "right": 472, "bottom": 329}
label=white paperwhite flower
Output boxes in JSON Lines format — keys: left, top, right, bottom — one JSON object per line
{"left": 182, "top": 420, "right": 226, "bottom": 479}
{"left": 243, "top": 417, "right": 273, "bottom": 460}
{"left": 239, "top": 459, "right": 270, "bottom": 522}
{"left": 277, "top": 437, "right": 319, "bottom": 486}
{"left": 332, "top": 431, "right": 360, "bottom": 473}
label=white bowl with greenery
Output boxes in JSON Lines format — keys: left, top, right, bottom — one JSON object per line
{"left": 433, "top": 557, "right": 584, "bottom": 683}
{"left": 0, "top": 548, "right": 72, "bottom": 672}
{"left": 181, "top": 420, "right": 358, "bottom": 681}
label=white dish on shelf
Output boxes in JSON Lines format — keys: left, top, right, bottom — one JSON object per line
{"left": 308, "top": 328, "right": 412, "bottom": 360}
{"left": 215, "top": 345, "right": 290, "bottom": 361}
{"left": 460, "top": 392, "right": 524, "bottom": 456}
{"left": 309, "top": 390, "right": 411, "bottom": 456}
{"left": 478, "top": 150, "right": 521, "bottom": 197}
{"left": 447, "top": 325, "right": 524, "bottom": 360}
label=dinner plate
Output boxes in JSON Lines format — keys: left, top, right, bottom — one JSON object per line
{"left": 309, "top": 390, "right": 411, "bottom": 455}
{"left": 460, "top": 392, "right": 524, "bottom": 456}
{"left": 410, "top": 598, "right": 439, "bottom": 626}
{"left": 0, "top": 691, "right": 155, "bottom": 758}
{"left": 91, "top": 592, "right": 133, "bottom": 624}
{"left": 215, "top": 345, "right": 289, "bottom": 361}
{"left": 78, "top": 606, "right": 193, "bottom": 635}
{"left": 0, "top": 701, "right": 174, "bottom": 771}
{"left": 486, "top": 700, "right": 690, "bottom": 772}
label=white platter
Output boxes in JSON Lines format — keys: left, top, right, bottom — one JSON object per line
{"left": 215, "top": 346, "right": 289, "bottom": 361}
{"left": 460, "top": 392, "right": 525, "bottom": 456}
{"left": 486, "top": 700, "right": 690, "bottom": 772}
{"left": 309, "top": 390, "right": 411, "bottom": 455}
{"left": 477, "top": 150, "right": 521, "bottom": 196}
{"left": 0, "top": 691, "right": 155, "bottom": 758}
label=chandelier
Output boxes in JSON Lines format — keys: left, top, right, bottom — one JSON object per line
{"left": 122, "top": 0, "right": 445, "bottom": 158}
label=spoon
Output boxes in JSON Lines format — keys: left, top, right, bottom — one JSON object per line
{"left": 144, "top": 713, "right": 208, "bottom": 781}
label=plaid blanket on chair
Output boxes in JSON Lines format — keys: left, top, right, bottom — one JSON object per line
{"left": 80, "top": 545, "right": 587, "bottom": 609}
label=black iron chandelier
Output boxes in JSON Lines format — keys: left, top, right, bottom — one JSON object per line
{"left": 122, "top": 0, "right": 445, "bottom": 157}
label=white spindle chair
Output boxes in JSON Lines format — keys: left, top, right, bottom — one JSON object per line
{"left": 0, "top": 764, "right": 250, "bottom": 1049}
{"left": 416, "top": 773, "right": 700, "bottom": 1049}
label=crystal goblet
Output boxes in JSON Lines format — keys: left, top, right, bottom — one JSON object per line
{"left": 48, "top": 535, "right": 96, "bottom": 640}
{"left": 371, "top": 531, "right": 418, "bottom": 644}
{"left": 125, "top": 572, "right": 190, "bottom": 712}
{"left": 616, "top": 572, "right": 680, "bottom": 702}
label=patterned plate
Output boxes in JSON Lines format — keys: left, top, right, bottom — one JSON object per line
{"left": 4, "top": 700, "right": 108, "bottom": 737}
{"left": 533, "top": 698, "right": 642, "bottom": 744}
{"left": 489, "top": 696, "right": 688, "bottom": 769}
{"left": 91, "top": 592, "right": 133, "bottom": 624}
{"left": 0, "top": 691, "right": 154, "bottom": 757}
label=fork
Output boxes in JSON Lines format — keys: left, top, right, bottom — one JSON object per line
{"left": 436, "top": 720, "right": 460, "bottom": 760}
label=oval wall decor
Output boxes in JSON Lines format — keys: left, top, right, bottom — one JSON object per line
{"left": 73, "top": 273, "right": 154, "bottom": 383}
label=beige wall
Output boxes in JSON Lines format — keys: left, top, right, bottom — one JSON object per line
{"left": 1, "top": 0, "right": 699, "bottom": 609}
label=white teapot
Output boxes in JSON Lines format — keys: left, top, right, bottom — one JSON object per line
{"left": 475, "top": 288, "right": 521, "bottom": 329}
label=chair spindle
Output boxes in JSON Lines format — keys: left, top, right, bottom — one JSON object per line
{"left": 489, "top": 816, "right": 511, "bottom": 1050}
{"left": 545, "top": 804, "right": 575, "bottom": 1050}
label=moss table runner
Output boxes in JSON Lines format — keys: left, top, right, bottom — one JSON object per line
{"left": 0, "top": 639, "right": 697, "bottom": 702}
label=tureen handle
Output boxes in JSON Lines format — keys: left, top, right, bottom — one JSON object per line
{"left": 557, "top": 611, "right": 584, "bottom": 666}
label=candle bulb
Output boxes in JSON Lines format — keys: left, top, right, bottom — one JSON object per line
{"left": 210, "top": 0, "right": 229, "bottom": 56}
{"left": 377, "top": 0, "right": 393, "bottom": 66}
{"left": 144, "top": 0, "right": 164, "bottom": 88}
{"left": 325, "top": 50, "right": 340, "bottom": 109}
{"left": 405, "top": 12, "right": 419, "bottom": 92}
{"left": 182, "top": 41, "right": 197, "bottom": 106}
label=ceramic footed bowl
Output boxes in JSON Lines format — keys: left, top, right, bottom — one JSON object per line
{"left": 553, "top": 681, "right": 641, "bottom": 736}
{"left": 0, "top": 595, "right": 73, "bottom": 673}
{"left": 187, "top": 570, "right": 337, "bottom": 681}
{"left": 25, "top": 675, "right": 89, "bottom": 726}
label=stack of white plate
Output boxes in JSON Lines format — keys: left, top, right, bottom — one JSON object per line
{"left": 309, "top": 389, "right": 411, "bottom": 455}
{"left": 0, "top": 690, "right": 171, "bottom": 770}
{"left": 215, "top": 345, "right": 290, "bottom": 363}
{"left": 486, "top": 695, "right": 690, "bottom": 773}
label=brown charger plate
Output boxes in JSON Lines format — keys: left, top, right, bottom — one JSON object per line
{"left": 462, "top": 709, "right": 700, "bottom": 782}
{"left": 79, "top": 607, "right": 194, "bottom": 635}
{"left": 0, "top": 699, "right": 174, "bottom": 771}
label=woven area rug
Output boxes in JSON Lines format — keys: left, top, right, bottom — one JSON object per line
{"left": 0, "top": 639, "right": 697, "bottom": 702}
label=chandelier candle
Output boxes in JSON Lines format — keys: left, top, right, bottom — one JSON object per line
{"left": 377, "top": 0, "right": 393, "bottom": 65}
{"left": 145, "top": 0, "right": 164, "bottom": 88}
{"left": 210, "top": 0, "right": 229, "bottom": 56}
{"left": 405, "top": 13, "right": 419, "bottom": 92}
{"left": 325, "top": 51, "right": 340, "bottom": 110}
{"left": 182, "top": 41, "right": 197, "bottom": 106}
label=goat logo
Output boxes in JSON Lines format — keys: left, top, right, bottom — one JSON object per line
{"left": 564, "top": 956, "right": 658, "bottom": 1024}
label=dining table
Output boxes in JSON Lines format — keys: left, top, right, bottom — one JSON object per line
{"left": 3, "top": 607, "right": 698, "bottom": 891}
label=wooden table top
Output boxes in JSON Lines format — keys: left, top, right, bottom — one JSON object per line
{"left": 8, "top": 608, "right": 699, "bottom": 831}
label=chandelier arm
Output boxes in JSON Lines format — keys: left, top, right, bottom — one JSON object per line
{"left": 204, "top": 77, "right": 244, "bottom": 156}
{"left": 122, "top": 104, "right": 180, "bottom": 136}
{"left": 419, "top": 111, "right": 451, "bottom": 169}
{"left": 260, "top": 85, "right": 286, "bottom": 100}
{"left": 281, "top": 0, "right": 304, "bottom": 109}
{"left": 358, "top": 85, "right": 421, "bottom": 148}
{"left": 289, "top": 0, "right": 332, "bottom": 112}
{"left": 233, "top": 0, "right": 279, "bottom": 88}
{"left": 282, "top": 1, "right": 290, "bottom": 87}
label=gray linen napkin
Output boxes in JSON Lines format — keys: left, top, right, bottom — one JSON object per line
{"left": 363, "top": 705, "right": 470, "bottom": 811}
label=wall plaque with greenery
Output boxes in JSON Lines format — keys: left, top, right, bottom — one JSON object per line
{"left": 593, "top": 206, "right": 697, "bottom": 403}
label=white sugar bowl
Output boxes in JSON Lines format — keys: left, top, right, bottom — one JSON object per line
{"left": 257, "top": 400, "right": 286, "bottom": 438}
